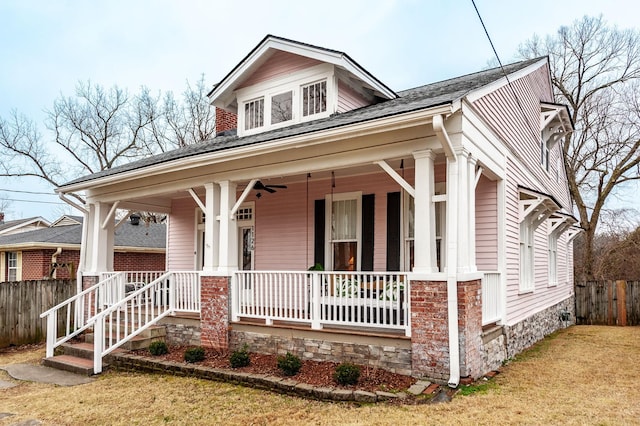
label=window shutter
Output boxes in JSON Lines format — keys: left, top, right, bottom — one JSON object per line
{"left": 386, "top": 192, "right": 401, "bottom": 271}
{"left": 16, "top": 251, "right": 22, "bottom": 281}
{"left": 361, "top": 194, "right": 375, "bottom": 271}
{"left": 314, "top": 199, "right": 325, "bottom": 268}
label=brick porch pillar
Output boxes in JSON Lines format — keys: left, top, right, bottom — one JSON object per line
{"left": 410, "top": 280, "right": 450, "bottom": 381}
{"left": 410, "top": 278, "right": 484, "bottom": 382}
{"left": 200, "top": 275, "right": 230, "bottom": 351}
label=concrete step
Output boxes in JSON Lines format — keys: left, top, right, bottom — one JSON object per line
{"left": 58, "top": 342, "right": 95, "bottom": 360}
{"left": 84, "top": 330, "right": 165, "bottom": 351}
{"left": 42, "top": 354, "right": 95, "bottom": 376}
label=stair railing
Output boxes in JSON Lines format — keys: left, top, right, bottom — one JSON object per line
{"left": 40, "top": 272, "right": 126, "bottom": 359}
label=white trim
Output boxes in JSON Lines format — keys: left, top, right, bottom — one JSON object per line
{"left": 325, "top": 191, "right": 362, "bottom": 271}
{"left": 209, "top": 36, "right": 396, "bottom": 109}
{"left": 374, "top": 160, "right": 415, "bottom": 197}
{"left": 188, "top": 188, "right": 206, "bottom": 212}
{"left": 465, "top": 59, "right": 548, "bottom": 103}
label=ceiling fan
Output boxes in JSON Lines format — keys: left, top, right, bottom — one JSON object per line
{"left": 253, "top": 180, "right": 287, "bottom": 194}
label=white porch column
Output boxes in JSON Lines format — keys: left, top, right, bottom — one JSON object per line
{"left": 467, "top": 155, "right": 478, "bottom": 273}
{"left": 451, "top": 148, "right": 477, "bottom": 274}
{"left": 412, "top": 149, "right": 438, "bottom": 273}
{"left": 218, "top": 180, "right": 238, "bottom": 274}
{"left": 203, "top": 183, "right": 220, "bottom": 272}
{"left": 85, "top": 201, "right": 115, "bottom": 273}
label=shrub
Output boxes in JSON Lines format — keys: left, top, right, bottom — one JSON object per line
{"left": 183, "top": 346, "right": 205, "bottom": 363}
{"left": 277, "top": 352, "right": 302, "bottom": 376}
{"left": 148, "top": 341, "right": 168, "bottom": 356}
{"left": 334, "top": 363, "right": 361, "bottom": 385}
{"left": 229, "top": 345, "right": 250, "bottom": 368}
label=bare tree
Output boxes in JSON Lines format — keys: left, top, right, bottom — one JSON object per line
{"left": 0, "top": 78, "right": 216, "bottom": 204}
{"left": 519, "top": 15, "right": 640, "bottom": 279}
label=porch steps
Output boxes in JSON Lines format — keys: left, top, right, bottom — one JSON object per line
{"left": 42, "top": 325, "right": 166, "bottom": 375}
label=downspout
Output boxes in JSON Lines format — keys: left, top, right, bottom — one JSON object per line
{"left": 433, "top": 114, "right": 461, "bottom": 388}
{"left": 51, "top": 247, "right": 62, "bottom": 279}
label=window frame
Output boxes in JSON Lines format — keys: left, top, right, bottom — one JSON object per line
{"left": 548, "top": 232, "right": 558, "bottom": 287}
{"left": 6, "top": 251, "right": 18, "bottom": 282}
{"left": 519, "top": 219, "right": 535, "bottom": 293}
{"left": 325, "top": 191, "right": 362, "bottom": 271}
{"left": 236, "top": 64, "right": 334, "bottom": 136}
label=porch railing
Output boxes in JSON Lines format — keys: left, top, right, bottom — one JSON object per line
{"left": 482, "top": 271, "right": 502, "bottom": 325}
{"left": 233, "top": 271, "right": 410, "bottom": 336}
{"left": 41, "top": 271, "right": 200, "bottom": 374}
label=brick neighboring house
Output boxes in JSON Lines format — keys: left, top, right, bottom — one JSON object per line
{"left": 0, "top": 215, "right": 165, "bottom": 282}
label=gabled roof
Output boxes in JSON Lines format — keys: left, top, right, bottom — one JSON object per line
{"left": 0, "top": 220, "right": 166, "bottom": 250}
{"left": 51, "top": 215, "right": 82, "bottom": 227}
{"left": 0, "top": 216, "right": 51, "bottom": 236}
{"left": 208, "top": 34, "right": 397, "bottom": 111}
{"left": 59, "top": 56, "right": 546, "bottom": 190}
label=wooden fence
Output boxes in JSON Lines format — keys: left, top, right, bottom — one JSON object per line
{"left": 0, "top": 279, "right": 76, "bottom": 348}
{"left": 575, "top": 280, "right": 640, "bottom": 326}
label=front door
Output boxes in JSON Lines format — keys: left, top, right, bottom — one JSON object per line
{"left": 239, "top": 226, "right": 254, "bottom": 271}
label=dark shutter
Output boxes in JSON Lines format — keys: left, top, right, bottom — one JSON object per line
{"left": 314, "top": 199, "right": 325, "bottom": 268}
{"left": 361, "top": 194, "right": 375, "bottom": 271}
{"left": 386, "top": 192, "right": 401, "bottom": 271}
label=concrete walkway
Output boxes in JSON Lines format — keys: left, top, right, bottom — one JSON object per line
{"left": 0, "top": 364, "right": 94, "bottom": 386}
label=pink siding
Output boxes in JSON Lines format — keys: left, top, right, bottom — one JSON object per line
{"left": 243, "top": 170, "right": 416, "bottom": 271}
{"left": 167, "top": 197, "right": 197, "bottom": 270}
{"left": 475, "top": 175, "right": 498, "bottom": 270}
{"left": 504, "top": 157, "right": 574, "bottom": 325}
{"left": 472, "top": 64, "right": 572, "bottom": 210}
{"left": 238, "top": 50, "right": 322, "bottom": 89}
{"left": 337, "top": 80, "right": 370, "bottom": 113}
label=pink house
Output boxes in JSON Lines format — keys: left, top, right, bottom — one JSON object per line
{"left": 42, "top": 35, "right": 580, "bottom": 386}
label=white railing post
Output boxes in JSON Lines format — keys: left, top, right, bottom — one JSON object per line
{"left": 168, "top": 273, "right": 176, "bottom": 313}
{"left": 404, "top": 279, "right": 411, "bottom": 337}
{"left": 93, "top": 318, "right": 103, "bottom": 374}
{"left": 231, "top": 273, "right": 239, "bottom": 322}
{"left": 311, "top": 272, "right": 321, "bottom": 330}
{"left": 45, "top": 311, "right": 56, "bottom": 358}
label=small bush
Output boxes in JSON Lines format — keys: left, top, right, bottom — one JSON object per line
{"left": 334, "top": 363, "right": 361, "bottom": 385}
{"left": 229, "top": 345, "right": 250, "bottom": 368}
{"left": 183, "top": 346, "right": 205, "bottom": 363}
{"left": 148, "top": 341, "right": 168, "bottom": 356}
{"left": 277, "top": 352, "right": 302, "bottom": 376}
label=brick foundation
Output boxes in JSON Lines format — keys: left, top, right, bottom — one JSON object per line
{"left": 200, "top": 276, "right": 230, "bottom": 352}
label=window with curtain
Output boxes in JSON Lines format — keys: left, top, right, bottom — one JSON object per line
{"left": 330, "top": 197, "right": 359, "bottom": 271}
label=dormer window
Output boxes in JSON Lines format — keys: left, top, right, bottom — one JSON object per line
{"left": 271, "top": 91, "right": 292, "bottom": 124}
{"left": 302, "top": 80, "right": 327, "bottom": 117}
{"left": 244, "top": 98, "right": 264, "bottom": 130}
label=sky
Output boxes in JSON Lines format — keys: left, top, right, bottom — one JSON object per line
{"left": 1, "top": 0, "right": 639, "bottom": 221}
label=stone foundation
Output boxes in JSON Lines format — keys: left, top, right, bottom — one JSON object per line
{"left": 161, "top": 317, "right": 201, "bottom": 347}
{"left": 481, "top": 295, "right": 575, "bottom": 372}
{"left": 230, "top": 325, "right": 412, "bottom": 376}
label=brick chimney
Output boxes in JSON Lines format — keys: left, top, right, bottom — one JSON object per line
{"left": 215, "top": 108, "right": 237, "bottom": 135}
{"left": 0, "top": 212, "right": 4, "bottom": 224}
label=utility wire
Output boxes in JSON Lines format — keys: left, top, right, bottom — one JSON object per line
{"left": 0, "top": 188, "right": 57, "bottom": 196}
{"left": 0, "top": 197, "right": 66, "bottom": 205}
{"left": 470, "top": 0, "right": 540, "bottom": 141}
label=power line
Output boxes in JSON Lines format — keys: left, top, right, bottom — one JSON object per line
{"left": 0, "top": 188, "right": 57, "bottom": 196}
{"left": 0, "top": 197, "right": 66, "bottom": 205}
{"left": 470, "top": 0, "right": 540, "bottom": 141}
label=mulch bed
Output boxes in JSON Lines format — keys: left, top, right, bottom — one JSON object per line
{"left": 133, "top": 345, "right": 416, "bottom": 394}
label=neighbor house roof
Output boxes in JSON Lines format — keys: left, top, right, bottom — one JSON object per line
{"left": 0, "top": 218, "right": 166, "bottom": 251}
{"left": 59, "top": 56, "right": 545, "bottom": 190}
{"left": 0, "top": 217, "right": 51, "bottom": 236}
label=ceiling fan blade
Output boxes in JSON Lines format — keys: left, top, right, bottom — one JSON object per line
{"left": 253, "top": 181, "right": 266, "bottom": 191}
{"left": 264, "top": 186, "right": 276, "bottom": 193}
{"left": 266, "top": 184, "right": 287, "bottom": 189}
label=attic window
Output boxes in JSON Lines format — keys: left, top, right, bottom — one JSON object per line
{"left": 244, "top": 98, "right": 264, "bottom": 130}
{"left": 302, "top": 80, "right": 327, "bottom": 117}
{"left": 271, "top": 91, "right": 293, "bottom": 124}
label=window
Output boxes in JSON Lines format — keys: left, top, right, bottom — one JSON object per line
{"left": 328, "top": 193, "right": 361, "bottom": 271}
{"left": 404, "top": 195, "right": 415, "bottom": 271}
{"left": 244, "top": 98, "right": 264, "bottom": 130}
{"left": 403, "top": 185, "right": 445, "bottom": 272}
{"left": 7, "top": 252, "right": 17, "bottom": 282}
{"left": 548, "top": 233, "right": 558, "bottom": 286}
{"left": 519, "top": 220, "right": 535, "bottom": 292}
{"left": 271, "top": 91, "right": 292, "bottom": 124}
{"left": 302, "top": 80, "right": 327, "bottom": 117}
{"left": 541, "top": 131, "right": 550, "bottom": 171}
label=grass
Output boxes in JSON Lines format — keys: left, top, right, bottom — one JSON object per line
{"left": 1, "top": 326, "right": 639, "bottom": 425}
